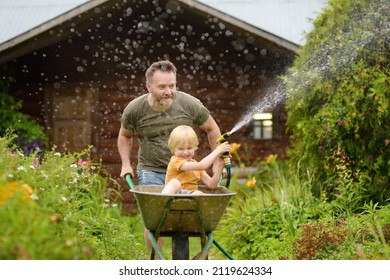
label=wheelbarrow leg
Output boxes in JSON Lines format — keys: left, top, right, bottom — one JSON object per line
{"left": 193, "top": 232, "right": 214, "bottom": 260}
{"left": 147, "top": 230, "right": 166, "bottom": 260}
{"left": 172, "top": 232, "right": 189, "bottom": 260}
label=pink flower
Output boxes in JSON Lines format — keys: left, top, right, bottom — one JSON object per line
{"left": 338, "top": 119, "right": 345, "bottom": 126}
{"left": 32, "top": 157, "right": 40, "bottom": 168}
{"left": 77, "top": 160, "right": 91, "bottom": 166}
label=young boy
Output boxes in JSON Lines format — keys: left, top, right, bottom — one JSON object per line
{"left": 162, "top": 125, "right": 231, "bottom": 194}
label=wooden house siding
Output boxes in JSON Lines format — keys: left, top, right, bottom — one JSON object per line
{"left": 4, "top": 0, "right": 295, "bottom": 187}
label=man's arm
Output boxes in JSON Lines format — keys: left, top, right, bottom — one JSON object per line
{"left": 117, "top": 125, "right": 134, "bottom": 178}
{"left": 199, "top": 115, "right": 225, "bottom": 174}
{"left": 199, "top": 115, "right": 222, "bottom": 150}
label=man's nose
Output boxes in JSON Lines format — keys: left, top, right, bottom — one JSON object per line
{"left": 164, "top": 88, "right": 173, "bottom": 96}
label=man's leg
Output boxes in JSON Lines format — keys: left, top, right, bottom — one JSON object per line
{"left": 136, "top": 170, "right": 166, "bottom": 259}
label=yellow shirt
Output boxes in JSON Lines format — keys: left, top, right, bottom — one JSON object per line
{"left": 165, "top": 156, "right": 206, "bottom": 192}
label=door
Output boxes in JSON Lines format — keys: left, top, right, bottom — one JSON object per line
{"left": 45, "top": 86, "right": 97, "bottom": 153}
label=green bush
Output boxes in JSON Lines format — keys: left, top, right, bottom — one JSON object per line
{"left": 0, "top": 75, "right": 48, "bottom": 155}
{"left": 284, "top": 0, "right": 389, "bottom": 205}
{"left": 0, "top": 135, "right": 146, "bottom": 259}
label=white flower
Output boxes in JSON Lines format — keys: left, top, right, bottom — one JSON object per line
{"left": 30, "top": 194, "right": 39, "bottom": 200}
{"left": 61, "top": 196, "right": 67, "bottom": 202}
{"left": 70, "top": 164, "right": 77, "bottom": 168}
{"left": 54, "top": 152, "right": 61, "bottom": 156}
{"left": 17, "top": 165, "right": 27, "bottom": 172}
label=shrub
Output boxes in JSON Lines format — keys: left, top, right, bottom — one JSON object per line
{"left": 284, "top": 0, "right": 389, "bottom": 205}
{"left": 293, "top": 220, "right": 349, "bottom": 260}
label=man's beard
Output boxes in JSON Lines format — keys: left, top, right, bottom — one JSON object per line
{"left": 157, "top": 96, "right": 174, "bottom": 107}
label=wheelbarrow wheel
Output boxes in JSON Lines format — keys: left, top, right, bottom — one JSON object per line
{"left": 172, "top": 232, "right": 189, "bottom": 260}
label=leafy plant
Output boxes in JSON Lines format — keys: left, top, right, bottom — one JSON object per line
{"left": 213, "top": 157, "right": 390, "bottom": 260}
{"left": 0, "top": 135, "right": 147, "bottom": 259}
{"left": 293, "top": 220, "right": 348, "bottom": 259}
{"left": 213, "top": 159, "right": 323, "bottom": 259}
{"left": 284, "top": 0, "right": 389, "bottom": 204}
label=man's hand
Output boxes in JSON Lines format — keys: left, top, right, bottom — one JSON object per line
{"left": 212, "top": 157, "right": 226, "bottom": 176}
{"left": 120, "top": 165, "right": 135, "bottom": 179}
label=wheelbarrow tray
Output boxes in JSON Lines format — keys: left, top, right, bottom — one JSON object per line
{"left": 130, "top": 185, "right": 236, "bottom": 235}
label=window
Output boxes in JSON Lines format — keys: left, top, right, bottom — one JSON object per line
{"left": 253, "top": 113, "right": 273, "bottom": 139}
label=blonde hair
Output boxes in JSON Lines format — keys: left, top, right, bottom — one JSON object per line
{"left": 168, "top": 125, "right": 199, "bottom": 153}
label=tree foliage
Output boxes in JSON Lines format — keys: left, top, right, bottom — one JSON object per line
{"left": 284, "top": 0, "right": 389, "bottom": 205}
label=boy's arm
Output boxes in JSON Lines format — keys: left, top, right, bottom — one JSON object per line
{"left": 179, "top": 142, "right": 230, "bottom": 171}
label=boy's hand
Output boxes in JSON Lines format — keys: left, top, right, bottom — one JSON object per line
{"left": 216, "top": 141, "right": 231, "bottom": 154}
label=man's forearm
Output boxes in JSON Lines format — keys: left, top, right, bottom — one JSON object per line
{"left": 117, "top": 134, "right": 133, "bottom": 165}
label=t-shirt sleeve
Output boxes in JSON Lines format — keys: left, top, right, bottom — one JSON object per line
{"left": 173, "top": 157, "right": 187, "bottom": 170}
{"left": 120, "top": 96, "right": 144, "bottom": 132}
{"left": 180, "top": 92, "right": 210, "bottom": 125}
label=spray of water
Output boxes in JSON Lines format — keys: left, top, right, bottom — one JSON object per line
{"left": 230, "top": 82, "right": 286, "bottom": 134}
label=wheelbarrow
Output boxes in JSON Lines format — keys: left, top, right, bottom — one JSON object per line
{"left": 125, "top": 174, "right": 236, "bottom": 260}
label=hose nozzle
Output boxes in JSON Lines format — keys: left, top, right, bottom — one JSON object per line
{"left": 216, "top": 131, "right": 232, "bottom": 168}
{"left": 216, "top": 131, "right": 232, "bottom": 145}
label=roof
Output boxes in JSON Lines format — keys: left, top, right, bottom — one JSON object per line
{"left": 0, "top": 0, "right": 89, "bottom": 44}
{"left": 0, "top": 0, "right": 328, "bottom": 62}
{"left": 197, "top": 0, "right": 328, "bottom": 45}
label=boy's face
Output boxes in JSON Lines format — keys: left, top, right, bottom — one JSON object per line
{"left": 146, "top": 70, "right": 176, "bottom": 110}
{"left": 174, "top": 142, "right": 196, "bottom": 161}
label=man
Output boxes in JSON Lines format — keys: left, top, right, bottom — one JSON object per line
{"left": 117, "top": 60, "right": 224, "bottom": 257}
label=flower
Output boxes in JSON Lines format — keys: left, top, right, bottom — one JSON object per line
{"left": 0, "top": 181, "right": 33, "bottom": 204}
{"left": 230, "top": 142, "right": 241, "bottom": 154}
{"left": 338, "top": 119, "right": 346, "bottom": 126}
{"left": 266, "top": 154, "right": 277, "bottom": 164}
{"left": 246, "top": 177, "right": 257, "bottom": 187}
{"left": 31, "top": 157, "right": 40, "bottom": 168}
{"left": 77, "top": 160, "right": 91, "bottom": 166}
{"left": 17, "top": 165, "right": 27, "bottom": 172}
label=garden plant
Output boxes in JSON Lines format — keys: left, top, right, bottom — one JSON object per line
{"left": 1, "top": 0, "right": 389, "bottom": 260}
{"left": 0, "top": 135, "right": 147, "bottom": 259}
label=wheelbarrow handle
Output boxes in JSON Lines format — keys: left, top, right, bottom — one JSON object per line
{"left": 125, "top": 173, "right": 135, "bottom": 190}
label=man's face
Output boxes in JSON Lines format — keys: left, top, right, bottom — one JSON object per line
{"left": 147, "top": 70, "right": 177, "bottom": 109}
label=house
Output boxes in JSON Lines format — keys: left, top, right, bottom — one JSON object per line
{"left": 0, "top": 0, "right": 327, "bottom": 212}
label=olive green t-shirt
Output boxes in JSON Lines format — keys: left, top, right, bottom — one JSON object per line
{"left": 121, "top": 91, "right": 210, "bottom": 172}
